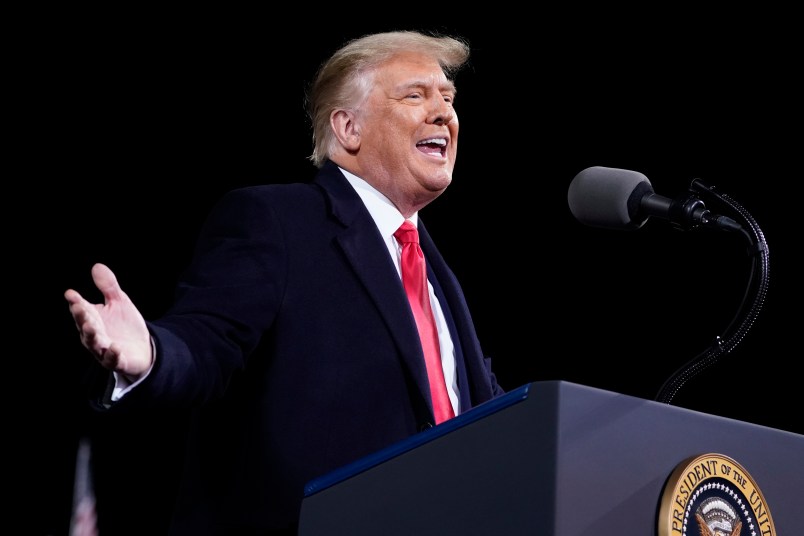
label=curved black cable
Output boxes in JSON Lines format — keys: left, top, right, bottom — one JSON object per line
{"left": 654, "top": 180, "right": 770, "bottom": 404}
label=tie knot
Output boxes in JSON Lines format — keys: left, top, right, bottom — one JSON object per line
{"left": 394, "top": 220, "right": 419, "bottom": 245}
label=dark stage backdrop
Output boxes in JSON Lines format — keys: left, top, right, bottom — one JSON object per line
{"left": 27, "top": 16, "right": 798, "bottom": 535}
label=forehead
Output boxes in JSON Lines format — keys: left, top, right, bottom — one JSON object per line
{"left": 374, "top": 52, "right": 454, "bottom": 90}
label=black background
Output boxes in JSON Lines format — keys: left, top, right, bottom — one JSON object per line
{"left": 23, "top": 13, "right": 799, "bottom": 535}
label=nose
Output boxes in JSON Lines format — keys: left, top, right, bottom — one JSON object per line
{"left": 429, "top": 97, "right": 455, "bottom": 126}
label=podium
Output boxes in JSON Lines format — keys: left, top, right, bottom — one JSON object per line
{"left": 299, "top": 381, "right": 803, "bottom": 535}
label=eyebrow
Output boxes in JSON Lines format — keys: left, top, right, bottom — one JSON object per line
{"left": 399, "top": 78, "right": 457, "bottom": 95}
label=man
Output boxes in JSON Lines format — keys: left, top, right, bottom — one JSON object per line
{"left": 65, "top": 30, "right": 505, "bottom": 534}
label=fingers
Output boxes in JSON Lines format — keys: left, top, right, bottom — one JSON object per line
{"left": 78, "top": 308, "right": 113, "bottom": 359}
{"left": 64, "top": 288, "right": 82, "bottom": 306}
{"left": 64, "top": 286, "right": 113, "bottom": 360}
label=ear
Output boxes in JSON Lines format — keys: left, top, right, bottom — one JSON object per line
{"left": 330, "top": 109, "right": 361, "bottom": 152}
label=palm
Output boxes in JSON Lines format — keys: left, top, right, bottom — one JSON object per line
{"left": 66, "top": 263, "right": 152, "bottom": 377}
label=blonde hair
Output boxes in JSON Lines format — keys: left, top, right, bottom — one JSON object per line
{"left": 305, "top": 30, "right": 470, "bottom": 168}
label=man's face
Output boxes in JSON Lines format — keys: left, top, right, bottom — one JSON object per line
{"left": 355, "top": 51, "right": 459, "bottom": 213}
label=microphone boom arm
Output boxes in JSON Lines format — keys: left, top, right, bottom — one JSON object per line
{"left": 654, "top": 180, "right": 770, "bottom": 404}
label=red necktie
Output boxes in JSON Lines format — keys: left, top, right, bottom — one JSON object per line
{"left": 394, "top": 220, "right": 454, "bottom": 424}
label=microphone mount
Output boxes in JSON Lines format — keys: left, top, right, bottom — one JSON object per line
{"left": 636, "top": 181, "right": 743, "bottom": 233}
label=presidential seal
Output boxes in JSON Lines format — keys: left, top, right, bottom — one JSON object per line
{"left": 658, "top": 453, "right": 776, "bottom": 536}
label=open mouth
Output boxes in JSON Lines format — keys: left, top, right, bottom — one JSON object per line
{"left": 416, "top": 137, "right": 447, "bottom": 158}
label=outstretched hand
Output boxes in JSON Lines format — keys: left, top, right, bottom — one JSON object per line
{"left": 64, "top": 263, "right": 153, "bottom": 379}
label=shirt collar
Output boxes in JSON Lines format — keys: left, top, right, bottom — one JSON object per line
{"left": 338, "top": 167, "right": 417, "bottom": 240}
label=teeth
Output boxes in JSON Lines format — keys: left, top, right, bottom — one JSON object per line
{"left": 417, "top": 138, "right": 446, "bottom": 146}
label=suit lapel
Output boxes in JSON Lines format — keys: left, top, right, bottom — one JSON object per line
{"left": 315, "top": 163, "right": 435, "bottom": 418}
{"left": 418, "top": 219, "right": 497, "bottom": 408}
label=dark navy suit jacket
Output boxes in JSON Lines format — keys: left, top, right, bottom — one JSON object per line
{"left": 97, "top": 160, "right": 505, "bottom": 533}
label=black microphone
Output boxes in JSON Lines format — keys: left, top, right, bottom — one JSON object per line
{"left": 567, "top": 166, "right": 742, "bottom": 232}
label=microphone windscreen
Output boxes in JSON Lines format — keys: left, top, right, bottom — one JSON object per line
{"left": 568, "top": 166, "right": 652, "bottom": 229}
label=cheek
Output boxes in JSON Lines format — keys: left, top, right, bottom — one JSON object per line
{"left": 382, "top": 129, "right": 411, "bottom": 161}
{"left": 449, "top": 134, "right": 459, "bottom": 158}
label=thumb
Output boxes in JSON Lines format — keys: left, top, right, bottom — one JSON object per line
{"left": 91, "top": 263, "right": 125, "bottom": 302}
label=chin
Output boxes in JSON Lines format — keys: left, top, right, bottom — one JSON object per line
{"left": 427, "top": 173, "right": 452, "bottom": 191}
